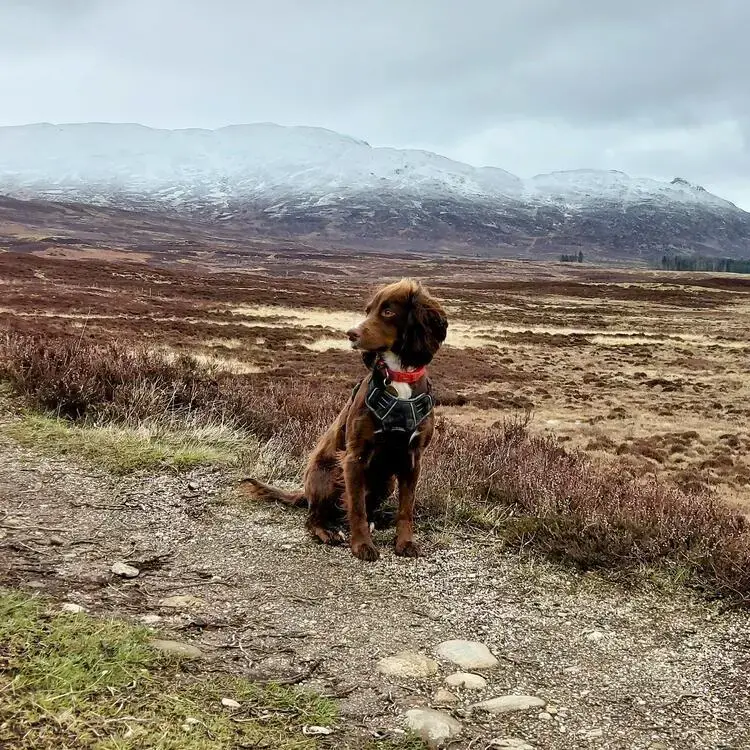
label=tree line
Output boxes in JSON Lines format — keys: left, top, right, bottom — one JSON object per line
{"left": 560, "top": 251, "right": 584, "bottom": 263}
{"left": 660, "top": 255, "right": 750, "bottom": 274}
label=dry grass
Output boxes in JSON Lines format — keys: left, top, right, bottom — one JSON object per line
{"left": 3, "top": 331, "right": 750, "bottom": 602}
{"left": 3, "top": 413, "right": 243, "bottom": 475}
{"left": 422, "top": 419, "right": 750, "bottom": 599}
{"left": 0, "top": 330, "right": 342, "bottom": 459}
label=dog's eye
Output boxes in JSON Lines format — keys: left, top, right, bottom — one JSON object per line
{"left": 381, "top": 308, "right": 395, "bottom": 318}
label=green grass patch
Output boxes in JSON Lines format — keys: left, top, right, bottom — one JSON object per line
{"left": 0, "top": 588, "right": 338, "bottom": 749}
{"left": 3, "top": 413, "right": 242, "bottom": 474}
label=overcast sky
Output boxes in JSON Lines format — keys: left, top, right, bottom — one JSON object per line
{"left": 2, "top": 0, "right": 749, "bottom": 208}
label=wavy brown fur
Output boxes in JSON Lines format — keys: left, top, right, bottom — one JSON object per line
{"left": 240, "top": 278, "right": 448, "bottom": 561}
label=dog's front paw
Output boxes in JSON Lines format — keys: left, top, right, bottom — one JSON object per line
{"left": 351, "top": 539, "right": 380, "bottom": 562}
{"left": 395, "top": 539, "right": 421, "bottom": 558}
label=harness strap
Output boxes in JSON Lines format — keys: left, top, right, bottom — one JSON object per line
{"left": 365, "top": 377, "right": 433, "bottom": 437}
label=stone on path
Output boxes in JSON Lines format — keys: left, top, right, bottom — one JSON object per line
{"left": 585, "top": 630, "right": 606, "bottom": 642}
{"left": 377, "top": 651, "right": 439, "bottom": 678}
{"left": 474, "top": 695, "right": 546, "bottom": 714}
{"left": 149, "top": 639, "right": 203, "bottom": 659}
{"left": 445, "top": 672, "right": 487, "bottom": 690}
{"left": 435, "top": 640, "right": 498, "bottom": 670}
{"left": 490, "top": 739, "right": 535, "bottom": 749}
{"left": 404, "top": 708, "right": 462, "bottom": 748}
{"left": 433, "top": 689, "right": 458, "bottom": 705}
{"left": 111, "top": 561, "right": 139, "bottom": 578}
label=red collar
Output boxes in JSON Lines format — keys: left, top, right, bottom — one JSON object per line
{"left": 379, "top": 360, "right": 427, "bottom": 384}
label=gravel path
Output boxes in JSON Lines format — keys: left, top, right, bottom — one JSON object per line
{"left": 1, "top": 430, "right": 749, "bottom": 749}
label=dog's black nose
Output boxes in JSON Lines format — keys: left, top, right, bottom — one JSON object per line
{"left": 346, "top": 328, "right": 361, "bottom": 342}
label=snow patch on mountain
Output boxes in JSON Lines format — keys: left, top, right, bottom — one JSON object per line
{"left": 0, "top": 121, "right": 733, "bottom": 212}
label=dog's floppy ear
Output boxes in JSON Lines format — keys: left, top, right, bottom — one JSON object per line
{"left": 396, "top": 290, "right": 448, "bottom": 368}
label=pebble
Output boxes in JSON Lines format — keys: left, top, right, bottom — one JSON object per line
{"left": 221, "top": 698, "right": 241, "bottom": 709}
{"left": 377, "top": 651, "right": 439, "bottom": 678}
{"left": 302, "top": 725, "right": 333, "bottom": 736}
{"left": 445, "top": 672, "right": 487, "bottom": 690}
{"left": 435, "top": 640, "right": 499, "bottom": 670}
{"left": 60, "top": 602, "right": 86, "bottom": 614}
{"left": 158, "top": 594, "right": 206, "bottom": 609}
{"left": 474, "top": 695, "right": 546, "bottom": 714}
{"left": 149, "top": 639, "right": 203, "bottom": 659}
{"left": 490, "top": 739, "right": 534, "bottom": 749}
{"left": 585, "top": 630, "right": 605, "bottom": 642}
{"left": 584, "top": 728, "right": 604, "bottom": 739}
{"left": 48, "top": 535, "right": 65, "bottom": 546}
{"left": 538, "top": 711, "right": 553, "bottom": 721}
{"left": 111, "top": 562, "right": 140, "bottom": 578}
{"left": 433, "top": 689, "right": 458, "bottom": 705}
{"left": 404, "top": 708, "right": 462, "bottom": 748}
{"left": 140, "top": 614, "right": 162, "bottom": 625}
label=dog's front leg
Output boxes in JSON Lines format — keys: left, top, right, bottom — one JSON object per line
{"left": 343, "top": 451, "right": 379, "bottom": 561}
{"left": 395, "top": 455, "right": 421, "bottom": 557}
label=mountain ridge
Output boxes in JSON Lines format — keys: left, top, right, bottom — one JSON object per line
{"left": 1, "top": 122, "right": 748, "bottom": 259}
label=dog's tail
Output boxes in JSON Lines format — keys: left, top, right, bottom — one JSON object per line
{"left": 238, "top": 477, "right": 307, "bottom": 508}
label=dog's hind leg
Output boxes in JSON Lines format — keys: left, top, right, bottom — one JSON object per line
{"left": 304, "top": 456, "right": 345, "bottom": 545}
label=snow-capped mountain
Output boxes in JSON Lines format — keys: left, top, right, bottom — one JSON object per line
{"left": 1, "top": 122, "right": 748, "bottom": 259}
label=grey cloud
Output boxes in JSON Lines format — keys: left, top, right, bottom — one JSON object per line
{"left": 1, "top": 0, "right": 749, "bottom": 208}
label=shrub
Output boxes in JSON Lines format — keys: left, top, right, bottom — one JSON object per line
{"left": 3, "top": 330, "right": 750, "bottom": 601}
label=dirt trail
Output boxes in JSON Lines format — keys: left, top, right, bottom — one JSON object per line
{"left": 1, "top": 431, "right": 749, "bottom": 749}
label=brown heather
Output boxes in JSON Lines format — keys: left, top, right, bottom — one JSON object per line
{"left": 2, "top": 330, "right": 750, "bottom": 601}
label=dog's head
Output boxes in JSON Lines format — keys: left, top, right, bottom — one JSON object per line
{"left": 346, "top": 278, "right": 448, "bottom": 368}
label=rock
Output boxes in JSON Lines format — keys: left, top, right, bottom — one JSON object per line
{"left": 158, "top": 594, "right": 206, "bottom": 609}
{"left": 111, "top": 562, "right": 140, "bottom": 578}
{"left": 538, "top": 711, "right": 553, "bottom": 721}
{"left": 60, "top": 603, "right": 86, "bottom": 614}
{"left": 140, "top": 614, "right": 162, "bottom": 625}
{"left": 302, "top": 725, "right": 333, "bottom": 736}
{"left": 188, "top": 481, "right": 199, "bottom": 491}
{"left": 149, "top": 639, "right": 203, "bottom": 659}
{"left": 435, "top": 640, "right": 498, "bottom": 670}
{"left": 377, "top": 651, "right": 439, "bottom": 678}
{"left": 445, "top": 672, "right": 487, "bottom": 690}
{"left": 48, "top": 535, "right": 65, "bottom": 546}
{"left": 584, "top": 728, "right": 604, "bottom": 739}
{"left": 474, "top": 695, "right": 546, "bottom": 714}
{"left": 404, "top": 708, "right": 462, "bottom": 747}
{"left": 490, "top": 739, "right": 535, "bottom": 750}
{"left": 221, "top": 698, "right": 241, "bottom": 709}
{"left": 585, "top": 630, "right": 605, "bottom": 642}
{"left": 433, "top": 689, "right": 458, "bottom": 705}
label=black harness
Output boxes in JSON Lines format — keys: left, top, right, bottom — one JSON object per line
{"left": 352, "top": 360, "right": 434, "bottom": 441}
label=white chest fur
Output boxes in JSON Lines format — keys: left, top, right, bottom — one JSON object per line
{"left": 382, "top": 352, "right": 414, "bottom": 399}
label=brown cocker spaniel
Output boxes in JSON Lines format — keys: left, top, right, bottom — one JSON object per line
{"left": 240, "top": 278, "right": 448, "bottom": 561}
